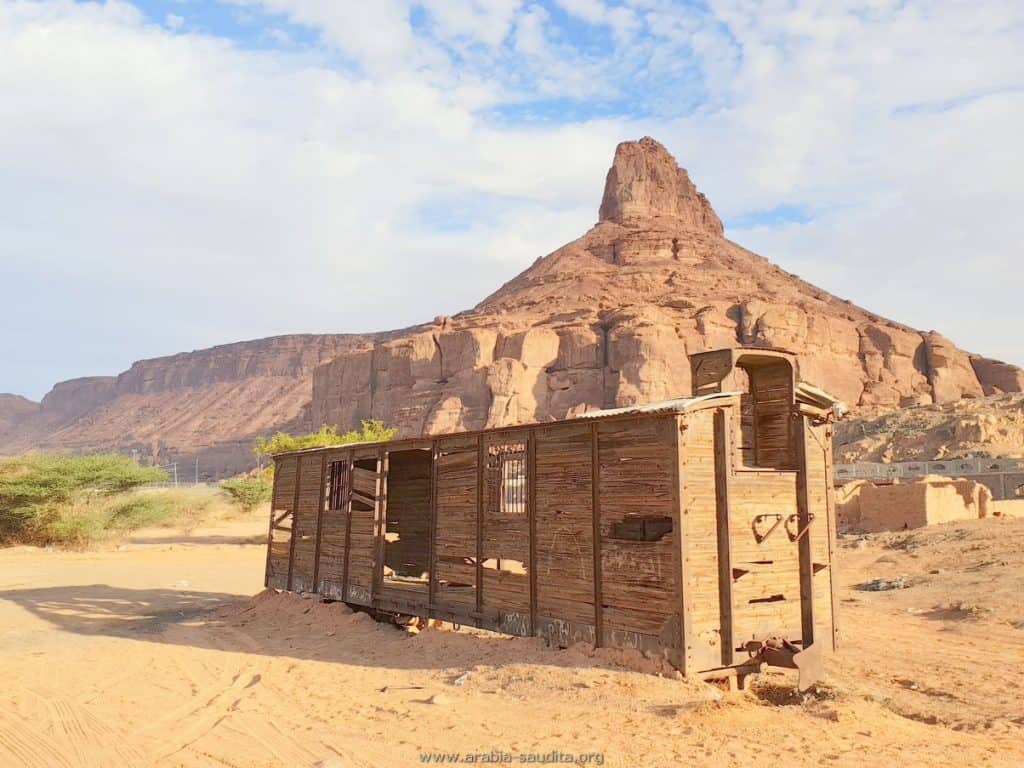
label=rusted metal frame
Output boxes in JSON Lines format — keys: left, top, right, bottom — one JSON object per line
{"left": 527, "top": 428, "right": 538, "bottom": 636}
{"left": 263, "top": 458, "right": 283, "bottom": 587}
{"left": 672, "top": 415, "right": 694, "bottom": 674}
{"left": 371, "top": 448, "right": 388, "bottom": 604}
{"left": 823, "top": 425, "right": 840, "bottom": 651}
{"left": 794, "top": 414, "right": 815, "bottom": 649}
{"left": 713, "top": 408, "right": 735, "bottom": 666}
{"left": 589, "top": 422, "right": 604, "bottom": 648}
{"left": 311, "top": 453, "right": 328, "bottom": 591}
{"left": 340, "top": 451, "right": 354, "bottom": 602}
{"left": 286, "top": 456, "right": 303, "bottom": 592}
{"left": 475, "top": 434, "right": 485, "bottom": 626}
{"left": 428, "top": 439, "right": 441, "bottom": 610}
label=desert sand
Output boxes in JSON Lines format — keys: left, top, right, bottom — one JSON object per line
{"left": 1, "top": 517, "right": 1022, "bottom": 767}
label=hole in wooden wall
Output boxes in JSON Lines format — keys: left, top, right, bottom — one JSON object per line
{"left": 749, "top": 594, "right": 786, "bottom": 604}
{"left": 609, "top": 515, "right": 673, "bottom": 542}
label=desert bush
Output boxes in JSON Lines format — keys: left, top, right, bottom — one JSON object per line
{"left": 220, "top": 477, "right": 272, "bottom": 512}
{"left": 254, "top": 420, "right": 396, "bottom": 457}
{"left": 0, "top": 454, "right": 167, "bottom": 544}
{"left": 253, "top": 421, "right": 396, "bottom": 479}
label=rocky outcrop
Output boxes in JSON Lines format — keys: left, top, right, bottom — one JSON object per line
{"left": 969, "top": 356, "right": 1024, "bottom": 395}
{"left": 599, "top": 137, "right": 723, "bottom": 235}
{"left": 3, "top": 137, "right": 1020, "bottom": 476}
{"left": 835, "top": 392, "right": 1024, "bottom": 463}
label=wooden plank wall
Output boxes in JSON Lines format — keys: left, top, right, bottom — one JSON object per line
{"left": 750, "top": 364, "right": 795, "bottom": 469}
{"left": 481, "top": 433, "right": 530, "bottom": 620}
{"left": 433, "top": 436, "right": 479, "bottom": 610}
{"left": 345, "top": 456, "right": 379, "bottom": 602}
{"left": 290, "top": 456, "right": 325, "bottom": 592}
{"left": 729, "top": 470, "right": 802, "bottom": 643}
{"left": 597, "top": 417, "right": 678, "bottom": 638}
{"left": 803, "top": 419, "right": 838, "bottom": 650}
{"left": 316, "top": 451, "right": 351, "bottom": 595}
{"left": 677, "top": 408, "right": 722, "bottom": 670}
{"left": 535, "top": 423, "right": 595, "bottom": 628}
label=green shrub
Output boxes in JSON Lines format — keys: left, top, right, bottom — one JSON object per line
{"left": 220, "top": 477, "right": 273, "bottom": 512}
{"left": 0, "top": 453, "right": 167, "bottom": 545}
{"left": 254, "top": 420, "right": 396, "bottom": 458}
{"left": 105, "top": 495, "right": 177, "bottom": 531}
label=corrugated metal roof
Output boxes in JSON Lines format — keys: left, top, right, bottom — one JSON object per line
{"left": 271, "top": 392, "right": 741, "bottom": 458}
{"left": 570, "top": 391, "right": 739, "bottom": 420}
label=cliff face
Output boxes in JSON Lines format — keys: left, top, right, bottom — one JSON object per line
{"left": 0, "top": 394, "right": 39, "bottom": 446}
{"left": 3, "top": 137, "right": 1020, "bottom": 476}
{"left": 1, "top": 335, "right": 382, "bottom": 478}
{"left": 309, "top": 137, "right": 1021, "bottom": 438}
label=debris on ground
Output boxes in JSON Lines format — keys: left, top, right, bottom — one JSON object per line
{"left": 856, "top": 576, "right": 909, "bottom": 591}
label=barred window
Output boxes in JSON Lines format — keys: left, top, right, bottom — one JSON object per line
{"left": 327, "top": 460, "right": 349, "bottom": 510}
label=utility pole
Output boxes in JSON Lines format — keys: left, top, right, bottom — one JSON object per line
{"left": 195, "top": 457, "right": 199, "bottom": 485}
{"left": 173, "top": 462, "right": 178, "bottom": 487}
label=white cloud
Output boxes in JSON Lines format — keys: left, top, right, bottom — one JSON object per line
{"left": 0, "top": 0, "right": 1022, "bottom": 401}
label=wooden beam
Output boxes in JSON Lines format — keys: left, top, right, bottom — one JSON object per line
{"left": 340, "top": 453, "right": 354, "bottom": 601}
{"left": 312, "top": 453, "right": 328, "bottom": 591}
{"left": 527, "top": 428, "right": 538, "bottom": 636}
{"left": 713, "top": 408, "right": 735, "bottom": 666}
{"left": 590, "top": 422, "right": 604, "bottom": 648}
{"left": 823, "top": 424, "right": 840, "bottom": 651}
{"left": 371, "top": 448, "right": 388, "bottom": 603}
{"left": 286, "top": 456, "right": 302, "bottom": 592}
{"left": 672, "top": 416, "right": 694, "bottom": 674}
{"left": 428, "top": 440, "right": 440, "bottom": 610}
{"left": 475, "top": 435, "right": 484, "bottom": 625}
{"left": 350, "top": 490, "right": 376, "bottom": 508}
{"left": 794, "top": 414, "right": 815, "bottom": 649}
{"left": 263, "top": 458, "right": 283, "bottom": 588}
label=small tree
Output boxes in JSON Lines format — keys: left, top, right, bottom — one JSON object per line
{"left": 254, "top": 421, "right": 396, "bottom": 459}
{"left": 220, "top": 477, "right": 273, "bottom": 512}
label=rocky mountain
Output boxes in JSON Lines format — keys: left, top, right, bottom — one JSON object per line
{"left": 4, "top": 137, "right": 1021, "bottom": 476}
{"left": 310, "top": 138, "right": 1022, "bottom": 436}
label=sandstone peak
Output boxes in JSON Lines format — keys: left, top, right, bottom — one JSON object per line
{"left": 598, "top": 137, "right": 723, "bottom": 235}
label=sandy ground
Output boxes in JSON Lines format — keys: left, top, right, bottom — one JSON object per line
{"left": 1, "top": 518, "right": 1022, "bottom": 768}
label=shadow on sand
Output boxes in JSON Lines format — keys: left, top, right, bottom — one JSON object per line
{"left": 0, "top": 583, "right": 608, "bottom": 676}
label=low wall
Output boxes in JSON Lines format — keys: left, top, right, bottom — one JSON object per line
{"left": 838, "top": 476, "right": 992, "bottom": 533}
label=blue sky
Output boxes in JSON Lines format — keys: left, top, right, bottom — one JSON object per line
{"left": 2, "top": 0, "right": 1023, "bottom": 400}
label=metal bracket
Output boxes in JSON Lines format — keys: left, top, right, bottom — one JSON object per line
{"left": 752, "top": 513, "right": 784, "bottom": 544}
{"left": 745, "top": 636, "right": 824, "bottom": 691}
{"left": 785, "top": 512, "right": 816, "bottom": 542}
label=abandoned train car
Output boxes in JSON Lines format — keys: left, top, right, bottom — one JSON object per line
{"left": 265, "top": 347, "right": 842, "bottom": 687}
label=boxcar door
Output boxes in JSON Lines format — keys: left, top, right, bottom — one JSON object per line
{"left": 727, "top": 469, "right": 804, "bottom": 649}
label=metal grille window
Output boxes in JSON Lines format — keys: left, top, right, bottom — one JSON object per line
{"left": 486, "top": 443, "right": 527, "bottom": 516}
{"left": 326, "top": 460, "right": 349, "bottom": 511}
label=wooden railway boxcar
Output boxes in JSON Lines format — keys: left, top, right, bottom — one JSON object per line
{"left": 265, "top": 347, "right": 841, "bottom": 687}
